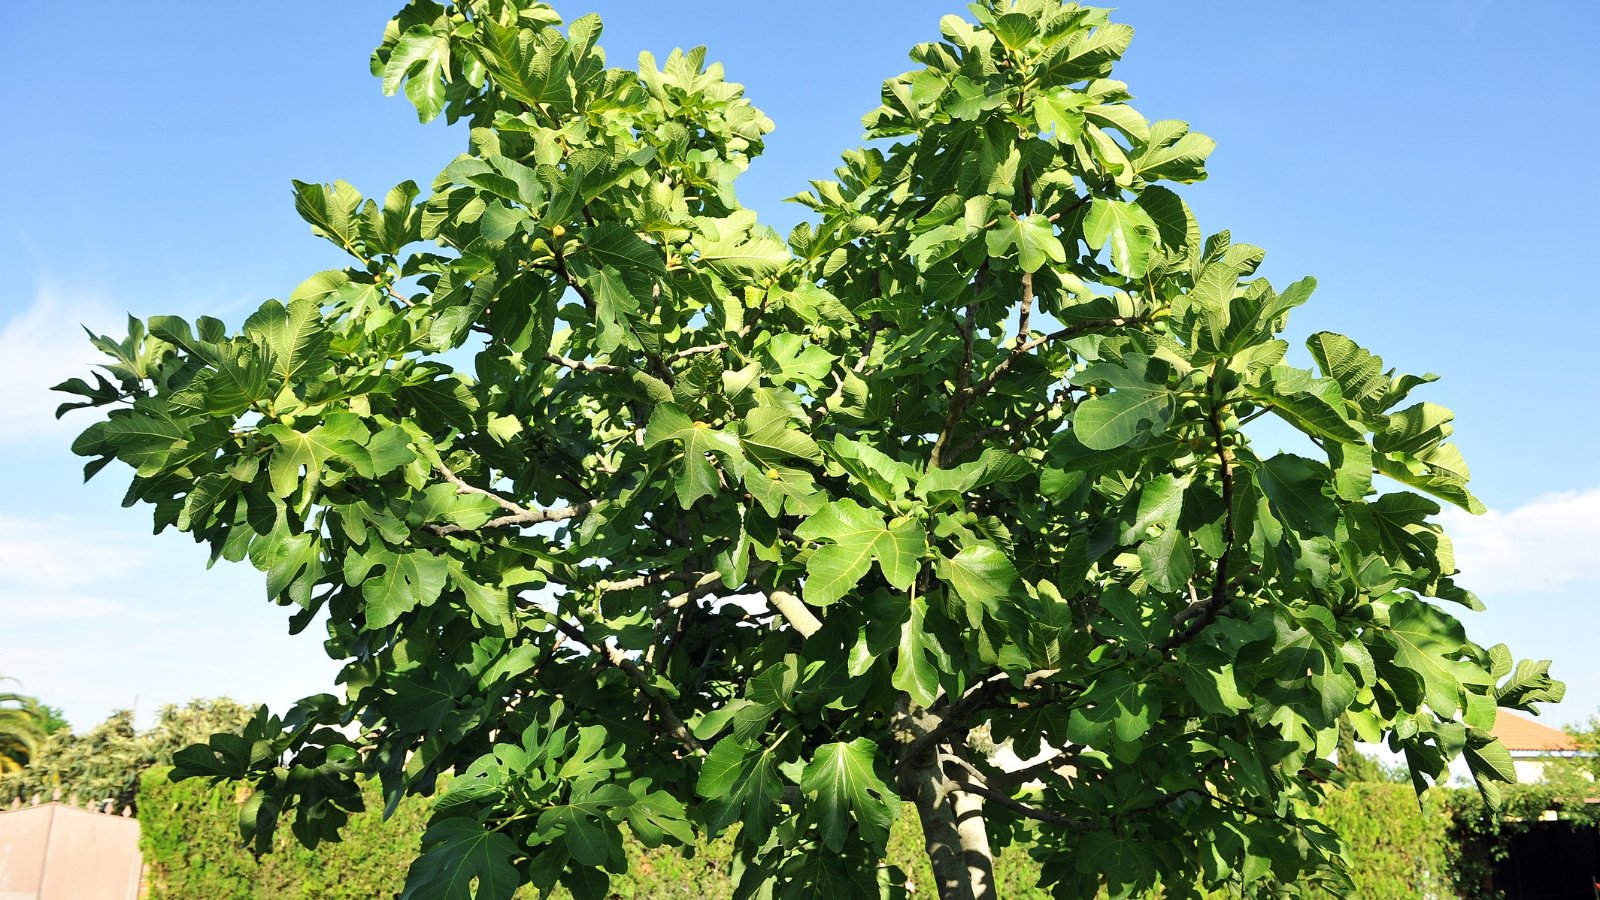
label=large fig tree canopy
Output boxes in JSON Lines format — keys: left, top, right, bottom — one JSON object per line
{"left": 58, "top": 1, "right": 1561, "bottom": 897}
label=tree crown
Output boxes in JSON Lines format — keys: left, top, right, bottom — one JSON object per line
{"left": 58, "top": 1, "right": 1562, "bottom": 897}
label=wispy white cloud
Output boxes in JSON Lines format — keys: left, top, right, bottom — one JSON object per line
{"left": 0, "top": 290, "right": 121, "bottom": 445}
{"left": 1443, "top": 487, "right": 1600, "bottom": 595}
{"left": 0, "top": 516, "right": 143, "bottom": 590}
{"left": 0, "top": 512, "right": 340, "bottom": 730}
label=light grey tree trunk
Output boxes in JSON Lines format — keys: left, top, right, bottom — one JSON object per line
{"left": 895, "top": 699, "right": 997, "bottom": 900}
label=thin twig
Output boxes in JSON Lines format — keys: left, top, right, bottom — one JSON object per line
{"left": 1163, "top": 384, "right": 1237, "bottom": 649}
{"left": 550, "top": 619, "right": 705, "bottom": 756}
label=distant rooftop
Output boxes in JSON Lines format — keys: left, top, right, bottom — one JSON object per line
{"left": 1492, "top": 710, "right": 1580, "bottom": 754}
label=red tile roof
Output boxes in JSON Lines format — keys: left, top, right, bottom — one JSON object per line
{"left": 1492, "top": 710, "right": 1579, "bottom": 752}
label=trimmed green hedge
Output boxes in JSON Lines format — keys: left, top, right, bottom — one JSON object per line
{"left": 137, "top": 768, "right": 1050, "bottom": 898}
{"left": 1318, "top": 783, "right": 1455, "bottom": 898}
{"left": 140, "top": 770, "right": 1470, "bottom": 898}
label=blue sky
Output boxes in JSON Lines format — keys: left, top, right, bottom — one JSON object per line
{"left": 1, "top": 2, "right": 1596, "bottom": 730}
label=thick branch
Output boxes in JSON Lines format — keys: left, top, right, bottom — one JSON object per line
{"left": 895, "top": 670, "right": 1059, "bottom": 778}
{"left": 940, "top": 753, "right": 1091, "bottom": 832}
{"left": 655, "top": 572, "right": 727, "bottom": 614}
{"left": 599, "top": 570, "right": 707, "bottom": 594}
{"left": 1014, "top": 271, "right": 1034, "bottom": 351}
{"left": 766, "top": 589, "right": 823, "bottom": 638}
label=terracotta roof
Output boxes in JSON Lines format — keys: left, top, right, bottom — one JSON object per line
{"left": 1491, "top": 710, "right": 1579, "bottom": 752}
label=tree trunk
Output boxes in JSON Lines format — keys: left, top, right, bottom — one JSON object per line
{"left": 894, "top": 700, "right": 997, "bottom": 900}
{"left": 951, "top": 788, "right": 996, "bottom": 899}
{"left": 907, "top": 763, "right": 975, "bottom": 900}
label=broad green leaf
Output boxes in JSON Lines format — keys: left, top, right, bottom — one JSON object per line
{"left": 1033, "top": 89, "right": 1087, "bottom": 143}
{"left": 1138, "top": 525, "right": 1193, "bottom": 594}
{"left": 1307, "top": 332, "right": 1386, "bottom": 411}
{"left": 643, "top": 403, "right": 744, "bottom": 508}
{"left": 291, "top": 180, "right": 364, "bottom": 254}
{"left": 580, "top": 222, "right": 665, "bottom": 275}
{"left": 401, "top": 818, "right": 520, "bottom": 900}
{"left": 694, "top": 218, "right": 790, "bottom": 278}
{"left": 1078, "top": 831, "right": 1158, "bottom": 899}
{"left": 1083, "top": 199, "right": 1159, "bottom": 276}
{"left": 382, "top": 26, "right": 450, "bottom": 123}
{"left": 794, "top": 499, "right": 926, "bottom": 606}
{"left": 1133, "top": 119, "right": 1215, "bottom": 183}
{"left": 991, "top": 13, "right": 1038, "bottom": 51}
{"left": 697, "top": 738, "right": 783, "bottom": 835}
{"left": 799, "top": 739, "right": 896, "bottom": 852}
{"left": 1256, "top": 454, "right": 1340, "bottom": 537}
{"left": 260, "top": 414, "right": 369, "bottom": 496}
{"left": 893, "top": 595, "right": 947, "bottom": 707}
{"left": 1374, "top": 451, "right": 1486, "bottom": 514}
{"left": 937, "top": 544, "right": 1018, "bottom": 625}
{"left": 986, "top": 213, "right": 1066, "bottom": 273}
{"left": 243, "top": 298, "right": 331, "bottom": 385}
{"left": 1382, "top": 597, "right": 1495, "bottom": 717}
{"left": 361, "top": 550, "right": 449, "bottom": 628}
{"left": 1495, "top": 658, "right": 1566, "bottom": 710}
{"left": 448, "top": 559, "right": 512, "bottom": 633}
{"left": 1135, "top": 185, "right": 1196, "bottom": 254}
{"left": 1073, "top": 390, "right": 1174, "bottom": 450}
{"left": 195, "top": 342, "right": 273, "bottom": 415}
{"left": 1074, "top": 670, "right": 1161, "bottom": 744}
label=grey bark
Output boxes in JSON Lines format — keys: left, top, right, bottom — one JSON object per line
{"left": 893, "top": 701, "right": 997, "bottom": 900}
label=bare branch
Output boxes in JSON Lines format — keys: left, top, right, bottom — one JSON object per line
{"left": 895, "top": 670, "right": 1060, "bottom": 777}
{"left": 668, "top": 343, "right": 728, "bottom": 361}
{"left": 382, "top": 281, "right": 415, "bottom": 308}
{"left": 544, "top": 353, "right": 625, "bottom": 376}
{"left": 766, "top": 589, "right": 822, "bottom": 637}
{"left": 599, "top": 570, "right": 706, "bottom": 594}
{"left": 430, "top": 461, "right": 595, "bottom": 536}
{"left": 656, "top": 572, "right": 727, "bottom": 614}
{"left": 1014, "top": 271, "right": 1034, "bottom": 350}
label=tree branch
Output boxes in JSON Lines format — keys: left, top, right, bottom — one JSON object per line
{"left": 667, "top": 342, "right": 728, "bottom": 361}
{"left": 943, "top": 771, "right": 1091, "bottom": 831}
{"left": 766, "top": 589, "right": 822, "bottom": 638}
{"left": 1163, "top": 387, "right": 1237, "bottom": 649}
{"left": 655, "top": 572, "right": 726, "bottom": 614}
{"left": 430, "top": 462, "right": 595, "bottom": 536}
{"left": 550, "top": 619, "right": 705, "bottom": 756}
{"left": 894, "top": 670, "right": 1059, "bottom": 778}
{"left": 544, "top": 353, "right": 625, "bottom": 375}
{"left": 1014, "top": 271, "right": 1034, "bottom": 351}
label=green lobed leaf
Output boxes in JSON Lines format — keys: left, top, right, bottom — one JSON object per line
{"left": 401, "top": 818, "right": 520, "bottom": 900}
{"left": 799, "top": 739, "right": 896, "bottom": 852}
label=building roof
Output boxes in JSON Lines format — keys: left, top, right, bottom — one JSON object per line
{"left": 1492, "top": 710, "right": 1579, "bottom": 753}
